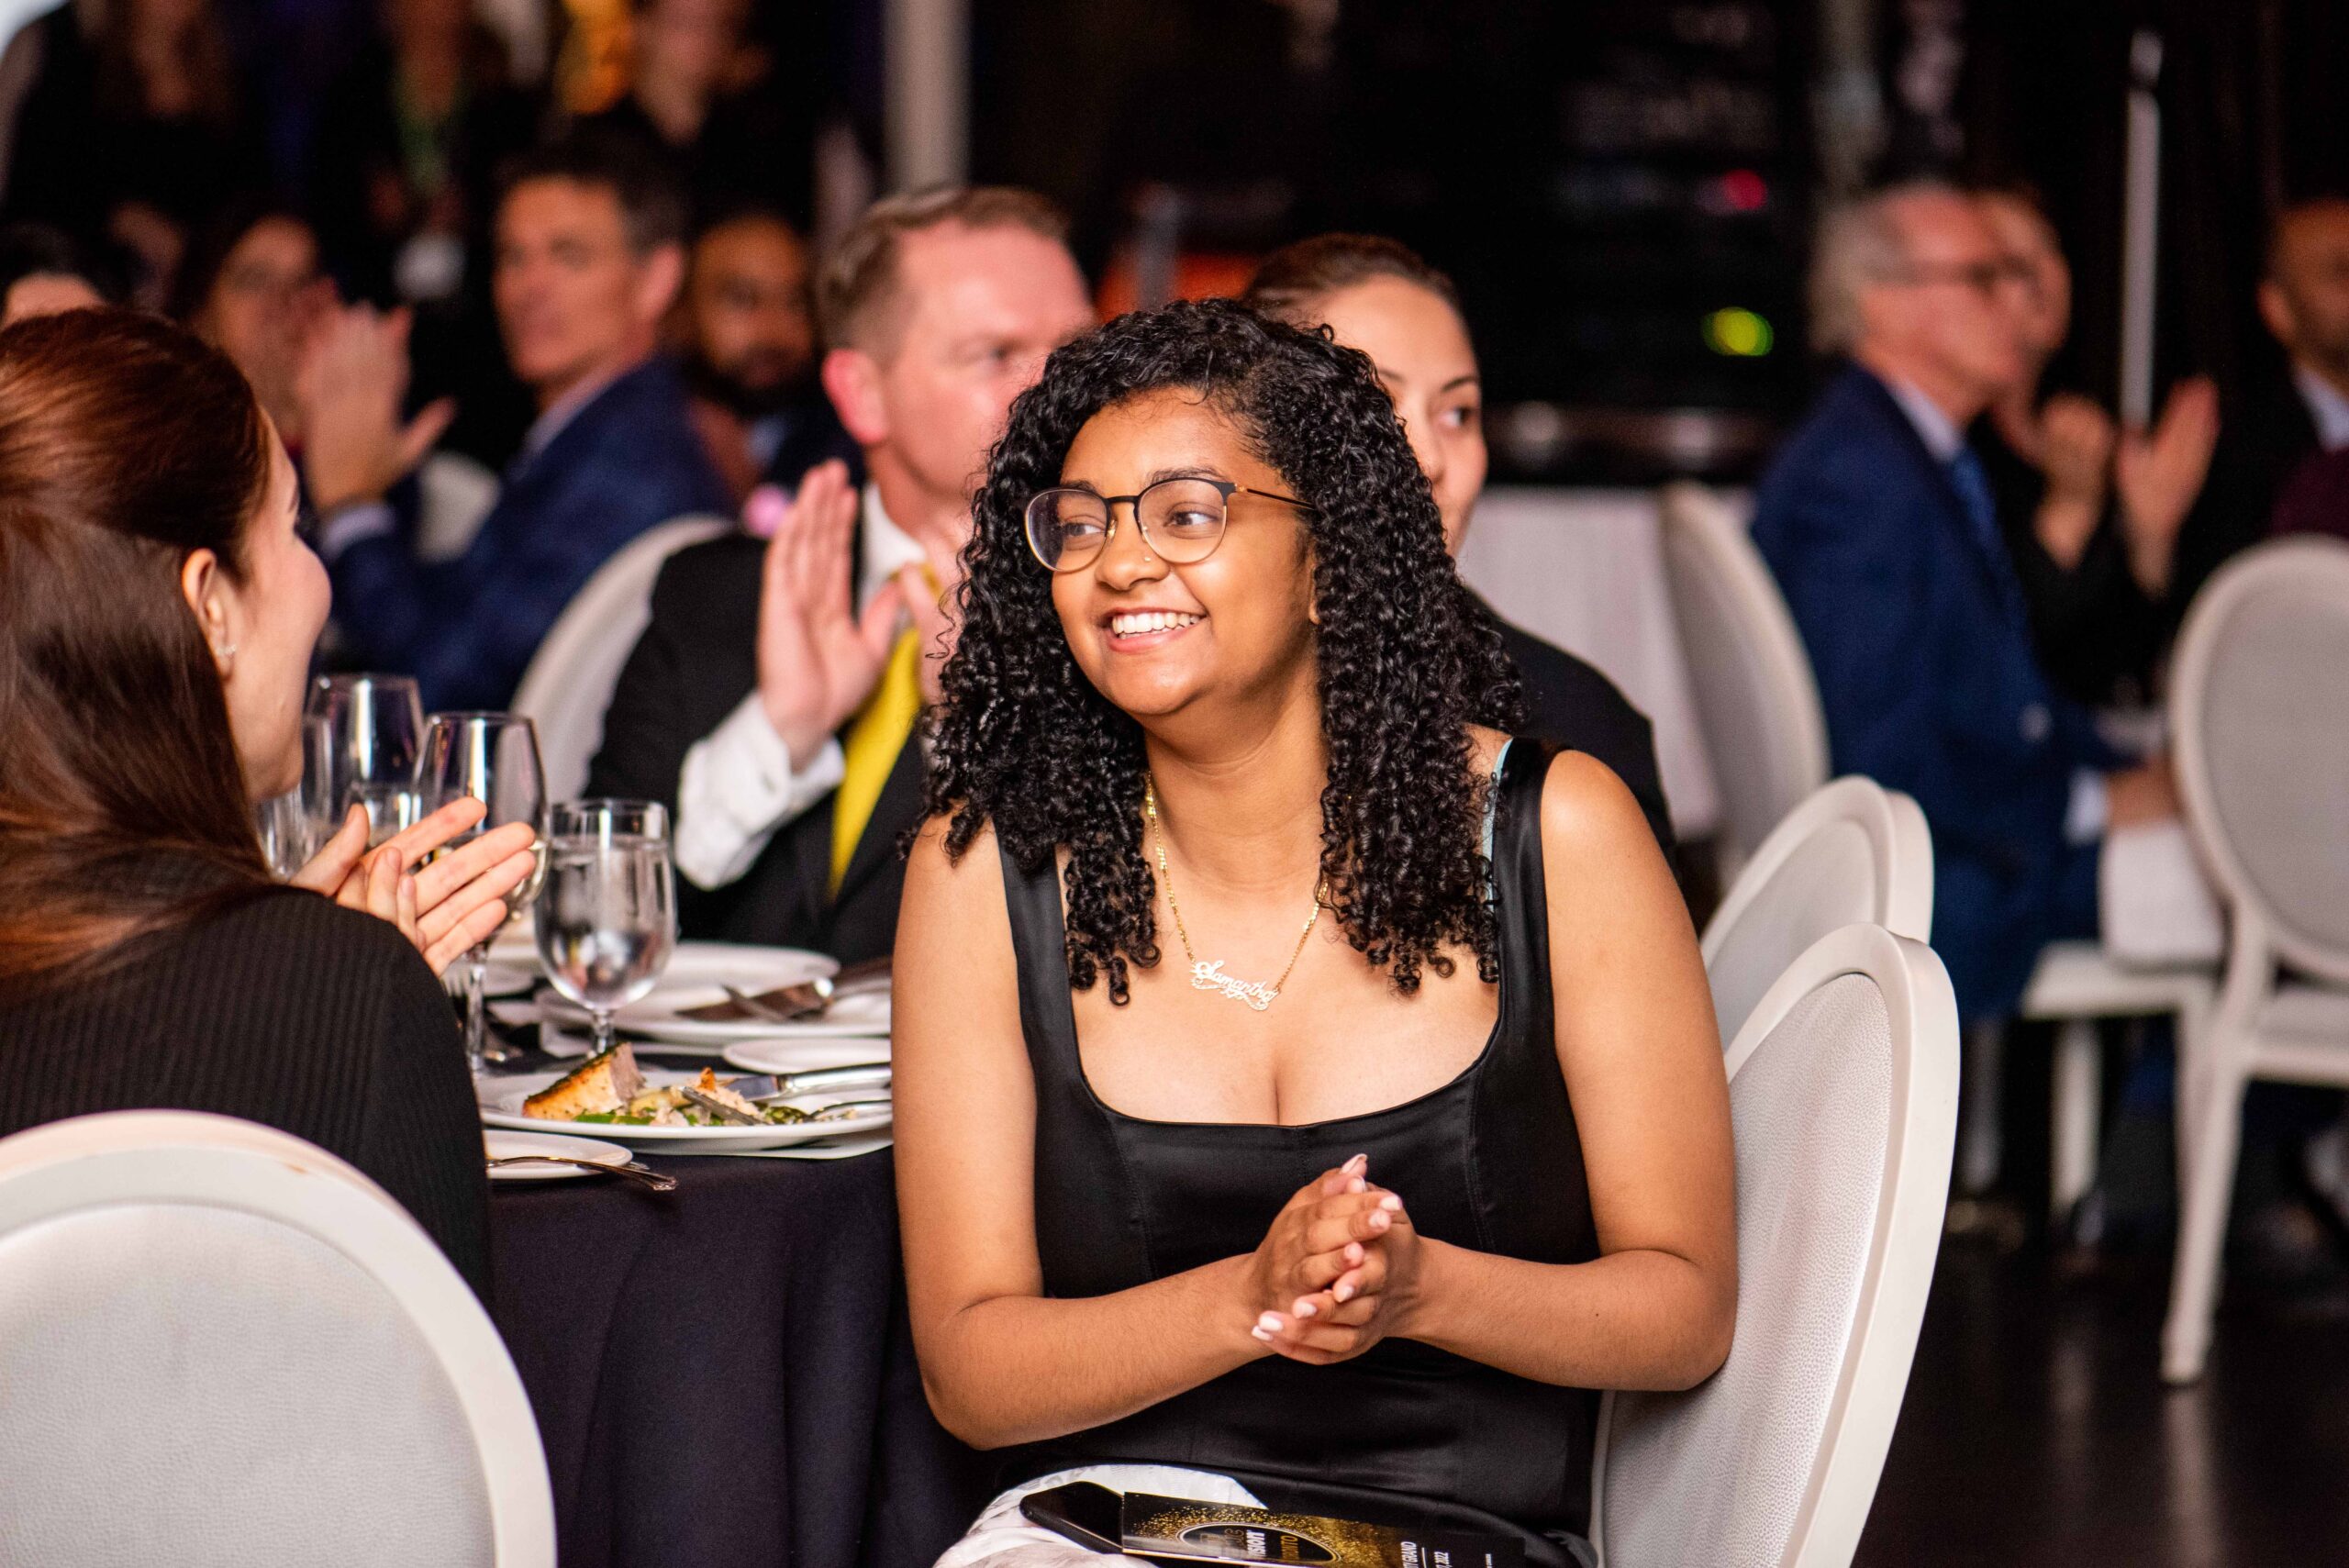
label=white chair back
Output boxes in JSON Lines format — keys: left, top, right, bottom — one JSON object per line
{"left": 2169, "top": 536, "right": 2349, "bottom": 987}
{"left": 0, "top": 1112, "right": 554, "bottom": 1568}
{"left": 1657, "top": 481, "right": 1831, "bottom": 878}
{"left": 1592, "top": 924, "right": 1958, "bottom": 1568}
{"left": 512, "top": 514, "right": 729, "bottom": 800}
{"left": 1701, "top": 777, "right": 1934, "bottom": 1050}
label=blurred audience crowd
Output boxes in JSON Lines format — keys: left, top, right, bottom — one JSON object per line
{"left": 4, "top": 0, "right": 2345, "bottom": 1273}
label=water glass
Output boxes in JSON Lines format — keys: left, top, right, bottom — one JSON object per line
{"left": 535, "top": 801, "right": 677, "bottom": 1058}
{"left": 421, "top": 712, "right": 548, "bottom": 1073}
{"left": 309, "top": 673, "right": 426, "bottom": 846}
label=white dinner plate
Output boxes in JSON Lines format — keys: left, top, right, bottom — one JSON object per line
{"left": 479, "top": 1067, "right": 892, "bottom": 1151}
{"left": 722, "top": 1036, "right": 894, "bottom": 1075}
{"left": 531, "top": 941, "right": 839, "bottom": 1046}
{"left": 484, "top": 1129, "right": 631, "bottom": 1181}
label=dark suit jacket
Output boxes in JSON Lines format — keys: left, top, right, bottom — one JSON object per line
{"left": 586, "top": 532, "right": 921, "bottom": 964}
{"left": 328, "top": 356, "right": 732, "bottom": 712}
{"left": 2172, "top": 371, "right": 2321, "bottom": 619}
{"left": 1751, "top": 364, "right": 2116, "bottom": 1021}
{"left": 1487, "top": 608, "right": 1674, "bottom": 853}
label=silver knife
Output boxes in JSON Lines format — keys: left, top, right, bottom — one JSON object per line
{"left": 724, "top": 1062, "right": 893, "bottom": 1101}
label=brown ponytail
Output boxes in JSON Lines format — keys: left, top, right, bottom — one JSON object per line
{"left": 0, "top": 308, "right": 275, "bottom": 999}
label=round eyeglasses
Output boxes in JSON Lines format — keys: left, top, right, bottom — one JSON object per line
{"left": 1023, "top": 477, "right": 1314, "bottom": 573}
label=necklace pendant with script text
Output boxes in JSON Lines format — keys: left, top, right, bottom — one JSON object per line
{"left": 1189, "top": 960, "right": 1279, "bottom": 1011}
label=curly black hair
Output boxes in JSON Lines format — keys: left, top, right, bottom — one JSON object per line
{"left": 927, "top": 298, "right": 1523, "bottom": 1003}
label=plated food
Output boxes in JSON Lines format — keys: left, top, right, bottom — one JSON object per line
{"left": 523, "top": 1045, "right": 819, "bottom": 1128}
{"left": 484, "top": 1048, "right": 894, "bottom": 1151}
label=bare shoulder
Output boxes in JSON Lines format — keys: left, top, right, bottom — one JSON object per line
{"left": 896, "top": 814, "right": 1019, "bottom": 986}
{"left": 1531, "top": 755, "right": 1681, "bottom": 901}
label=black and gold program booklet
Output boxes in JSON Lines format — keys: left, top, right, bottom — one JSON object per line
{"left": 1117, "top": 1490, "right": 1524, "bottom": 1568}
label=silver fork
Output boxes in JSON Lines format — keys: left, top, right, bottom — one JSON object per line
{"left": 486, "top": 1155, "right": 677, "bottom": 1191}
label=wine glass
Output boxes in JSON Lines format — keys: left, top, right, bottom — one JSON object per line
{"left": 535, "top": 801, "right": 678, "bottom": 1059}
{"left": 309, "top": 674, "right": 426, "bottom": 846}
{"left": 420, "top": 712, "right": 548, "bottom": 1074}
{"left": 251, "top": 715, "right": 334, "bottom": 878}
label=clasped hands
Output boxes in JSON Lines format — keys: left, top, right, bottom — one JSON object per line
{"left": 1241, "top": 1154, "right": 1422, "bottom": 1366}
{"left": 290, "top": 798, "right": 539, "bottom": 976}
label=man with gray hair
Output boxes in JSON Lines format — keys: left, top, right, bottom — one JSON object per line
{"left": 1750, "top": 182, "right": 2176, "bottom": 1026}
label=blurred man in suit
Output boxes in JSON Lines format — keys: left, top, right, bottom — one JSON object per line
{"left": 2174, "top": 197, "right": 2349, "bottom": 609}
{"left": 302, "top": 134, "right": 730, "bottom": 710}
{"left": 588, "top": 187, "right": 1093, "bottom": 960}
{"left": 1752, "top": 183, "right": 2176, "bottom": 1024}
{"left": 670, "top": 206, "right": 856, "bottom": 502}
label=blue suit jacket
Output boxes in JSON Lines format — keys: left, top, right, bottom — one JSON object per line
{"left": 328, "top": 355, "right": 731, "bottom": 712}
{"left": 1750, "top": 364, "right": 2116, "bottom": 1020}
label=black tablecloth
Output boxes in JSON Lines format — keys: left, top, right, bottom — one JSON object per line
{"left": 490, "top": 1147, "right": 989, "bottom": 1567}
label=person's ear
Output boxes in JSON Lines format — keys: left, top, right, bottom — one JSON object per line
{"left": 823, "top": 347, "right": 890, "bottom": 448}
{"left": 179, "top": 548, "right": 239, "bottom": 676}
{"left": 635, "top": 241, "right": 687, "bottom": 325}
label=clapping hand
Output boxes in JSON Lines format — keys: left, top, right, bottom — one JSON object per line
{"left": 291, "top": 797, "right": 539, "bottom": 975}
{"left": 295, "top": 302, "right": 455, "bottom": 514}
{"left": 1242, "top": 1155, "right": 1422, "bottom": 1366}
{"left": 2116, "top": 375, "right": 2221, "bottom": 596}
{"left": 750, "top": 460, "right": 908, "bottom": 762}
{"left": 2034, "top": 394, "right": 2117, "bottom": 570}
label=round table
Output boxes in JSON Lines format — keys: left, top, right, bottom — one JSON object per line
{"left": 490, "top": 1146, "right": 989, "bottom": 1568}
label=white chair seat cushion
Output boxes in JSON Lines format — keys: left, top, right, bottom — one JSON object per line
{"left": 2256, "top": 984, "right": 2349, "bottom": 1044}
{"left": 0, "top": 1204, "right": 492, "bottom": 1568}
{"left": 2020, "top": 940, "right": 2212, "bottom": 1019}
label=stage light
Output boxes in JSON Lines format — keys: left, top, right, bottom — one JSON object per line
{"left": 1720, "top": 169, "right": 1769, "bottom": 212}
{"left": 1703, "top": 307, "right": 1774, "bottom": 357}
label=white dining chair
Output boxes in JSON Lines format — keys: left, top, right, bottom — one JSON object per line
{"left": 2160, "top": 537, "right": 2349, "bottom": 1385}
{"left": 1656, "top": 481, "right": 1831, "bottom": 886}
{"left": 2019, "top": 942, "right": 2212, "bottom": 1224}
{"left": 511, "top": 513, "right": 729, "bottom": 800}
{"left": 1591, "top": 923, "right": 1960, "bottom": 1568}
{"left": 0, "top": 1111, "right": 555, "bottom": 1568}
{"left": 1700, "top": 775, "right": 1934, "bottom": 1051}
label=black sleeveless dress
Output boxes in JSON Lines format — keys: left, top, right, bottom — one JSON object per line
{"left": 996, "top": 740, "right": 1600, "bottom": 1565}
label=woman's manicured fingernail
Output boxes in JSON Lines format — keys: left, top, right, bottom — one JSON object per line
{"left": 1346, "top": 1177, "right": 1366, "bottom": 1194}
{"left": 1250, "top": 1325, "right": 1272, "bottom": 1342}
{"left": 1257, "top": 1311, "right": 1284, "bottom": 1333}
{"left": 1333, "top": 1283, "right": 1355, "bottom": 1304}
{"left": 1379, "top": 1194, "right": 1403, "bottom": 1212}
{"left": 1342, "top": 1153, "right": 1368, "bottom": 1175}
{"left": 1345, "top": 1243, "right": 1364, "bottom": 1264}
{"left": 1368, "top": 1210, "right": 1390, "bottom": 1231}
{"left": 1293, "top": 1298, "right": 1318, "bottom": 1318}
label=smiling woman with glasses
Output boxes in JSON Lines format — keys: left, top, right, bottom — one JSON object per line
{"left": 893, "top": 299, "right": 1734, "bottom": 1567}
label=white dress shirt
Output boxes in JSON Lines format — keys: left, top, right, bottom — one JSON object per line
{"left": 2294, "top": 363, "right": 2349, "bottom": 452}
{"left": 674, "top": 485, "right": 928, "bottom": 891}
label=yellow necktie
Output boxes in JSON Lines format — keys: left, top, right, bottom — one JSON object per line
{"left": 830, "top": 627, "right": 923, "bottom": 892}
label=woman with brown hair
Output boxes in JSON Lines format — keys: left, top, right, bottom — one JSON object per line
{"left": 1243, "top": 235, "right": 1674, "bottom": 852}
{"left": 0, "top": 308, "right": 534, "bottom": 1295}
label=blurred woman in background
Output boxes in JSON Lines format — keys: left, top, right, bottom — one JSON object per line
{"left": 0, "top": 310, "right": 534, "bottom": 1294}
{"left": 173, "top": 202, "right": 335, "bottom": 450}
{"left": 1245, "top": 234, "right": 1673, "bottom": 851}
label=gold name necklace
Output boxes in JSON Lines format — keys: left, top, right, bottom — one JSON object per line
{"left": 1143, "top": 773, "right": 1327, "bottom": 1012}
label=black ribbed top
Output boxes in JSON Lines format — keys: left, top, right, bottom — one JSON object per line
{"left": 0, "top": 877, "right": 492, "bottom": 1296}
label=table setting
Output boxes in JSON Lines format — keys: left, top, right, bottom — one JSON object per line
{"left": 261, "top": 682, "right": 972, "bottom": 1565}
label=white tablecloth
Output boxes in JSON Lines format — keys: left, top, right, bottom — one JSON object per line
{"left": 1457, "top": 486, "right": 1724, "bottom": 837}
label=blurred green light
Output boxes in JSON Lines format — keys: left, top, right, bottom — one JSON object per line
{"left": 1703, "top": 307, "right": 1774, "bottom": 357}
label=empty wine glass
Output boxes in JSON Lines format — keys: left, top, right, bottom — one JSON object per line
{"left": 252, "top": 715, "right": 334, "bottom": 878}
{"left": 420, "top": 712, "right": 547, "bottom": 1073}
{"left": 309, "top": 673, "right": 426, "bottom": 846}
{"left": 536, "top": 800, "right": 678, "bottom": 1059}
